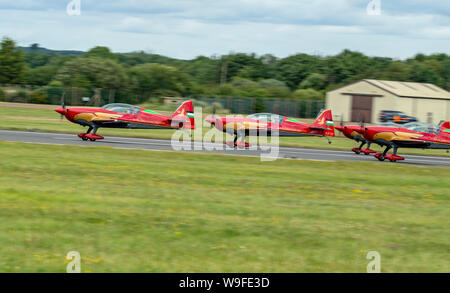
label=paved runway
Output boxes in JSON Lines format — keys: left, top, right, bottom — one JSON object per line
{"left": 1, "top": 129, "right": 450, "bottom": 167}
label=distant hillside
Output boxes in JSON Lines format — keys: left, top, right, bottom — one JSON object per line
{"left": 19, "top": 46, "right": 181, "bottom": 64}
{"left": 19, "top": 46, "right": 85, "bottom": 56}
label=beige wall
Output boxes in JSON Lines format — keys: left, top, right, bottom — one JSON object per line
{"left": 326, "top": 92, "right": 351, "bottom": 122}
{"left": 414, "top": 98, "right": 449, "bottom": 124}
{"left": 326, "top": 80, "right": 450, "bottom": 124}
{"left": 372, "top": 93, "right": 400, "bottom": 123}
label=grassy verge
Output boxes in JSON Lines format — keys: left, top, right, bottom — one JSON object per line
{"left": 0, "top": 141, "right": 448, "bottom": 272}
{"left": 1, "top": 103, "right": 449, "bottom": 157}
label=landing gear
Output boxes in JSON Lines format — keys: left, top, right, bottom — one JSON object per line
{"left": 352, "top": 141, "right": 366, "bottom": 154}
{"left": 361, "top": 148, "right": 377, "bottom": 155}
{"left": 226, "top": 141, "right": 250, "bottom": 148}
{"left": 78, "top": 126, "right": 104, "bottom": 142}
{"left": 385, "top": 146, "right": 405, "bottom": 162}
{"left": 78, "top": 133, "right": 89, "bottom": 141}
{"left": 227, "top": 130, "right": 250, "bottom": 148}
{"left": 352, "top": 141, "right": 375, "bottom": 155}
{"left": 374, "top": 146, "right": 391, "bottom": 161}
{"left": 374, "top": 145, "right": 405, "bottom": 162}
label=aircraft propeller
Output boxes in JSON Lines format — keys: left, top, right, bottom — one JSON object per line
{"left": 340, "top": 114, "right": 345, "bottom": 129}
{"left": 59, "top": 92, "right": 66, "bottom": 120}
{"left": 358, "top": 113, "right": 367, "bottom": 137}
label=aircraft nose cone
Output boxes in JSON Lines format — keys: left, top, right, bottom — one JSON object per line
{"left": 55, "top": 108, "right": 66, "bottom": 115}
{"left": 206, "top": 116, "right": 221, "bottom": 127}
{"left": 354, "top": 126, "right": 364, "bottom": 134}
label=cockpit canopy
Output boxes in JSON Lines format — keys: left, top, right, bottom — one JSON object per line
{"left": 247, "top": 113, "right": 285, "bottom": 124}
{"left": 102, "top": 103, "right": 141, "bottom": 115}
{"left": 377, "top": 121, "right": 441, "bottom": 134}
{"left": 401, "top": 122, "right": 440, "bottom": 134}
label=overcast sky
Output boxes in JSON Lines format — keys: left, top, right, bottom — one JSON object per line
{"left": 0, "top": 0, "right": 449, "bottom": 60}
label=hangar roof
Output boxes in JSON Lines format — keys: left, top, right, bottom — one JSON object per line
{"left": 363, "top": 79, "right": 450, "bottom": 100}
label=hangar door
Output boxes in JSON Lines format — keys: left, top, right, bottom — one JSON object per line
{"left": 351, "top": 95, "right": 373, "bottom": 123}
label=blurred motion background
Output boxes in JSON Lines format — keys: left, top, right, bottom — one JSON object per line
{"left": 0, "top": 38, "right": 448, "bottom": 118}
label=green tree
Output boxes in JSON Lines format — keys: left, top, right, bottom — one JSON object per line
{"left": 86, "top": 46, "right": 118, "bottom": 61}
{"left": 55, "top": 57, "right": 126, "bottom": 90}
{"left": 292, "top": 88, "right": 324, "bottom": 101}
{"left": 441, "top": 58, "right": 450, "bottom": 90}
{"left": 181, "top": 56, "right": 220, "bottom": 85}
{"left": 257, "top": 79, "right": 290, "bottom": 97}
{"left": 324, "top": 50, "right": 374, "bottom": 84}
{"left": 220, "top": 53, "right": 266, "bottom": 82}
{"left": 275, "top": 53, "right": 322, "bottom": 89}
{"left": 24, "top": 65, "right": 58, "bottom": 85}
{"left": 0, "top": 37, "right": 25, "bottom": 83}
{"left": 409, "top": 62, "right": 445, "bottom": 87}
{"left": 298, "top": 73, "right": 327, "bottom": 90}
{"left": 377, "top": 62, "right": 412, "bottom": 81}
{"left": 127, "top": 63, "right": 192, "bottom": 101}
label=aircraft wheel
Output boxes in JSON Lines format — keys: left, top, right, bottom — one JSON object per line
{"left": 81, "top": 136, "right": 88, "bottom": 141}
{"left": 89, "top": 138, "right": 96, "bottom": 142}
{"left": 377, "top": 156, "right": 385, "bottom": 162}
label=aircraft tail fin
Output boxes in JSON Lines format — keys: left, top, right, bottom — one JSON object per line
{"left": 170, "top": 100, "right": 195, "bottom": 129}
{"left": 312, "top": 109, "right": 335, "bottom": 136}
{"left": 438, "top": 121, "right": 450, "bottom": 136}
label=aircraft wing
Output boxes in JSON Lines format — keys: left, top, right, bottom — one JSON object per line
{"left": 309, "top": 126, "right": 328, "bottom": 131}
{"left": 411, "top": 136, "right": 450, "bottom": 145}
{"left": 168, "top": 118, "right": 188, "bottom": 123}
{"left": 116, "top": 116, "right": 167, "bottom": 124}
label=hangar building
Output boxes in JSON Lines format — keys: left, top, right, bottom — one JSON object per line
{"left": 326, "top": 79, "right": 450, "bottom": 124}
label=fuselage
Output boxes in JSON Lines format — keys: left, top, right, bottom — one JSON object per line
{"left": 359, "top": 126, "right": 450, "bottom": 149}
{"left": 56, "top": 107, "right": 185, "bottom": 129}
{"left": 206, "top": 116, "right": 332, "bottom": 137}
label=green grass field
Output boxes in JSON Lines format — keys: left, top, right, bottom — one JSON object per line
{"left": 1, "top": 102, "right": 449, "bottom": 157}
{"left": 0, "top": 141, "right": 448, "bottom": 272}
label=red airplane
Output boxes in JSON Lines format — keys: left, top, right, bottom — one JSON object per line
{"left": 205, "top": 109, "right": 335, "bottom": 147}
{"left": 335, "top": 123, "right": 377, "bottom": 155}
{"left": 351, "top": 121, "right": 450, "bottom": 162}
{"left": 415, "top": 122, "right": 450, "bottom": 145}
{"left": 55, "top": 101, "right": 195, "bottom": 141}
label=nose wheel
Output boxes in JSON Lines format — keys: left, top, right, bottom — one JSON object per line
{"left": 84, "top": 133, "right": 104, "bottom": 141}
{"left": 352, "top": 141, "right": 376, "bottom": 155}
{"left": 78, "top": 126, "right": 103, "bottom": 141}
{"left": 374, "top": 146, "right": 404, "bottom": 162}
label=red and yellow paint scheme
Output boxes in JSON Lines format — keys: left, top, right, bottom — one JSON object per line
{"left": 205, "top": 110, "right": 334, "bottom": 147}
{"left": 353, "top": 121, "right": 450, "bottom": 162}
{"left": 335, "top": 124, "right": 377, "bottom": 155}
{"left": 55, "top": 101, "right": 195, "bottom": 141}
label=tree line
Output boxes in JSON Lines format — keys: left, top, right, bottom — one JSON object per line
{"left": 0, "top": 36, "right": 449, "bottom": 105}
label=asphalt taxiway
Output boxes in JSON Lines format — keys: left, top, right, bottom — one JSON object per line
{"left": 1, "top": 130, "right": 449, "bottom": 167}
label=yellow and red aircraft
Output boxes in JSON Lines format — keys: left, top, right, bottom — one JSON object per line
{"left": 205, "top": 109, "right": 335, "bottom": 147}
{"left": 346, "top": 121, "right": 450, "bottom": 162}
{"left": 55, "top": 101, "right": 195, "bottom": 141}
